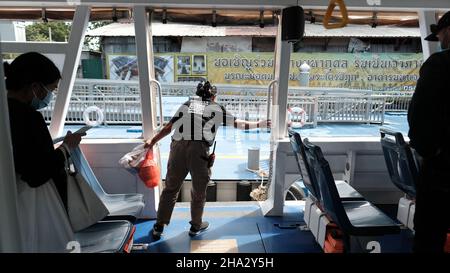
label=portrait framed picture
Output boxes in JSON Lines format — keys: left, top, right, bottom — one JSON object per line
{"left": 176, "top": 55, "right": 191, "bottom": 75}
{"left": 192, "top": 55, "right": 207, "bottom": 75}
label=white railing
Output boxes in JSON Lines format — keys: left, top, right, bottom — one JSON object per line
{"left": 219, "top": 95, "right": 318, "bottom": 127}
{"left": 40, "top": 79, "right": 412, "bottom": 125}
{"left": 379, "top": 91, "right": 413, "bottom": 112}
{"left": 41, "top": 99, "right": 143, "bottom": 124}
{"left": 317, "top": 95, "right": 386, "bottom": 123}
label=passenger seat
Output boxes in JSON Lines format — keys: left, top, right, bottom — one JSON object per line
{"left": 288, "top": 129, "right": 364, "bottom": 201}
{"left": 75, "top": 220, "right": 135, "bottom": 253}
{"left": 303, "top": 139, "right": 401, "bottom": 252}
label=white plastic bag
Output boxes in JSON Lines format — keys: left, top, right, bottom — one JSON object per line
{"left": 119, "top": 144, "right": 148, "bottom": 174}
{"left": 16, "top": 175, "right": 74, "bottom": 253}
{"left": 250, "top": 184, "right": 267, "bottom": 201}
{"left": 249, "top": 170, "right": 268, "bottom": 201}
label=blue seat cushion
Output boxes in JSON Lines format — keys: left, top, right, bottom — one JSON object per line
{"left": 102, "top": 193, "right": 145, "bottom": 217}
{"left": 342, "top": 201, "right": 400, "bottom": 236}
{"left": 75, "top": 220, "right": 134, "bottom": 253}
{"left": 335, "top": 180, "right": 364, "bottom": 201}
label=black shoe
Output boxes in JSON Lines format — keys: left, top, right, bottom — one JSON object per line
{"left": 189, "top": 221, "right": 209, "bottom": 236}
{"left": 152, "top": 223, "right": 164, "bottom": 239}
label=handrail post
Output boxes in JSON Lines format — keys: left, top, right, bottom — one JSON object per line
{"left": 267, "top": 79, "right": 277, "bottom": 122}
{"left": 150, "top": 79, "right": 163, "bottom": 131}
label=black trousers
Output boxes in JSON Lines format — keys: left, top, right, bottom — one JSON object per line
{"left": 413, "top": 160, "right": 450, "bottom": 253}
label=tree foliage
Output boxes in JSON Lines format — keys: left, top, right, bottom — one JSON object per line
{"left": 84, "top": 21, "right": 112, "bottom": 51}
{"left": 25, "top": 20, "right": 111, "bottom": 51}
{"left": 26, "top": 21, "right": 71, "bottom": 42}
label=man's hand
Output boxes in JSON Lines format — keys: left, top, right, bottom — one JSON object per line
{"left": 143, "top": 122, "right": 172, "bottom": 149}
{"left": 144, "top": 138, "right": 154, "bottom": 149}
{"left": 63, "top": 130, "right": 85, "bottom": 149}
{"left": 258, "top": 119, "right": 272, "bottom": 128}
{"left": 207, "top": 153, "right": 216, "bottom": 168}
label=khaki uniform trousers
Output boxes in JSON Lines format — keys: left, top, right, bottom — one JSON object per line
{"left": 156, "top": 140, "right": 211, "bottom": 229}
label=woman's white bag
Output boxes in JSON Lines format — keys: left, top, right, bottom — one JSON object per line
{"left": 63, "top": 148, "right": 109, "bottom": 232}
{"left": 16, "top": 174, "right": 74, "bottom": 253}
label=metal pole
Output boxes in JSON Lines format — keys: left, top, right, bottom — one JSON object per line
{"left": 134, "top": 6, "right": 159, "bottom": 218}
{"left": 0, "top": 41, "right": 23, "bottom": 252}
{"left": 49, "top": 6, "right": 91, "bottom": 138}
{"left": 418, "top": 10, "right": 439, "bottom": 61}
{"left": 134, "top": 7, "right": 157, "bottom": 139}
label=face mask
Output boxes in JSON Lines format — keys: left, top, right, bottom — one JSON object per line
{"left": 31, "top": 85, "right": 53, "bottom": 110}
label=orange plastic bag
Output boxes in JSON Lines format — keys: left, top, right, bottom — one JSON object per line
{"left": 138, "top": 148, "right": 161, "bottom": 188}
{"left": 324, "top": 223, "right": 344, "bottom": 253}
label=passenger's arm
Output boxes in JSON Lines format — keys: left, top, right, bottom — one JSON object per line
{"left": 234, "top": 119, "right": 271, "bottom": 130}
{"left": 21, "top": 112, "right": 67, "bottom": 187}
{"left": 144, "top": 122, "right": 173, "bottom": 149}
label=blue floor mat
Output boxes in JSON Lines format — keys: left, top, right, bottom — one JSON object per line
{"left": 133, "top": 204, "right": 267, "bottom": 253}
{"left": 133, "top": 202, "right": 311, "bottom": 253}
{"left": 132, "top": 201, "right": 414, "bottom": 253}
{"left": 134, "top": 219, "right": 266, "bottom": 253}
{"left": 257, "top": 221, "right": 322, "bottom": 253}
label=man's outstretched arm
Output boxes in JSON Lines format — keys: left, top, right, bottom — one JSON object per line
{"left": 144, "top": 122, "right": 173, "bottom": 148}
{"left": 234, "top": 119, "right": 271, "bottom": 130}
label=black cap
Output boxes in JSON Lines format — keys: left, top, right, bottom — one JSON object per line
{"left": 425, "top": 11, "right": 450, "bottom": 41}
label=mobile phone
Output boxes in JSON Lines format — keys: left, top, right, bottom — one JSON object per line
{"left": 74, "top": 126, "right": 92, "bottom": 135}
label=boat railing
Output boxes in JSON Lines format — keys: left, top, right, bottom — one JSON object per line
{"left": 39, "top": 79, "right": 411, "bottom": 126}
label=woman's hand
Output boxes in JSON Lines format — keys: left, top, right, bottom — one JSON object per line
{"left": 63, "top": 130, "right": 85, "bottom": 149}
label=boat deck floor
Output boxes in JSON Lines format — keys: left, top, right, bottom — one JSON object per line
{"left": 132, "top": 201, "right": 413, "bottom": 253}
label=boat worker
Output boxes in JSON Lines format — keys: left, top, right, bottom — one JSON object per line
{"left": 145, "top": 81, "right": 271, "bottom": 238}
{"left": 408, "top": 10, "right": 450, "bottom": 253}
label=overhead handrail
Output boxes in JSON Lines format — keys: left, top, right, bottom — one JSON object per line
{"left": 323, "top": 0, "right": 349, "bottom": 29}
{"left": 149, "top": 79, "right": 163, "bottom": 131}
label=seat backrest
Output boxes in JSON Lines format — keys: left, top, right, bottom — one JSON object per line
{"left": 379, "top": 128, "right": 417, "bottom": 198}
{"left": 288, "top": 129, "right": 320, "bottom": 200}
{"left": 70, "top": 146, "right": 108, "bottom": 198}
{"left": 303, "top": 139, "right": 353, "bottom": 231}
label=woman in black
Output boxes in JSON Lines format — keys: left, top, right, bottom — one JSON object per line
{"left": 5, "top": 52, "right": 84, "bottom": 252}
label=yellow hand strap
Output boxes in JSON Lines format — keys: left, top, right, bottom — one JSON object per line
{"left": 323, "top": 0, "right": 349, "bottom": 29}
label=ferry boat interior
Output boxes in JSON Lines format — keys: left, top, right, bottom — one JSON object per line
{"left": 1, "top": 0, "right": 449, "bottom": 256}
